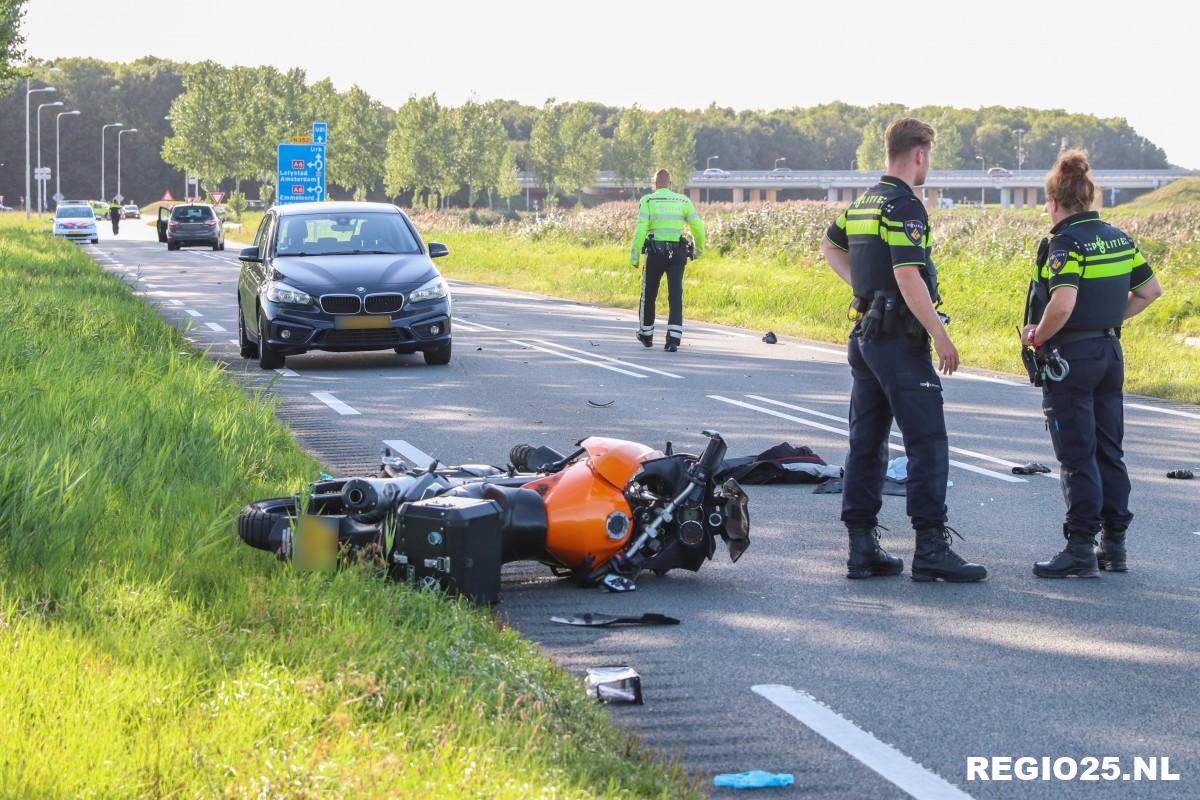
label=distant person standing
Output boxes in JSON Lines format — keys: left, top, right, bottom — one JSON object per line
{"left": 108, "top": 200, "right": 121, "bottom": 235}
{"left": 628, "top": 169, "right": 705, "bottom": 352}
{"left": 1023, "top": 150, "right": 1163, "bottom": 578}
{"left": 819, "top": 118, "right": 986, "bottom": 583}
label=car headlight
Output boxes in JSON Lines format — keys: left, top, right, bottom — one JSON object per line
{"left": 408, "top": 276, "right": 449, "bottom": 303}
{"left": 264, "top": 282, "right": 314, "bottom": 306}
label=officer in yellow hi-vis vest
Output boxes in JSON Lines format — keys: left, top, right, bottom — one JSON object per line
{"left": 628, "top": 169, "right": 706, "bottom": 352}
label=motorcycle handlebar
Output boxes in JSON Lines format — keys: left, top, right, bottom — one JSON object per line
{"left": 692, "top": 431, "right": 727, "bottom": 480}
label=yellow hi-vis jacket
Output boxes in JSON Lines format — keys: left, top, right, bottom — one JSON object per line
{"left": 628, "top": 188, "right": 706, "bottom": 265}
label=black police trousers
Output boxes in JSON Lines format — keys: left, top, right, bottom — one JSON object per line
{"left": 640, "top": 245, "right": 686, "bottom": 343}
{"left": 1041, "top": 335, "right": 1132, "bottom": 536}
{"left": 842, "top": 331, "right": 949, "bottom": 530}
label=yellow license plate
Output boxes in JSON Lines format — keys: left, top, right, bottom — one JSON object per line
{"left": 335, "top": 315, "right": 392, "bottom": 330}
{"left": 293, "top": 515, "right": 339, "bottom": 572}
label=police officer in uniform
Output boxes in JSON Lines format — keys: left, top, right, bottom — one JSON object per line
{"left": 628, "top": 169, "right": 705, "bottom": 352}
{"left": 1023, "top": 150, "right": 1162, "bottom": 577}
{"left": 108, "top": 199, "right": 122, "bottom": 235}
{"left": 819, "top": 118, "right": 986, "bottom": 582}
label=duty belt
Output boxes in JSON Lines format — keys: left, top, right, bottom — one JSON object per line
{"left": 1049, "top": 328, "right": 1118, "bottom": 346}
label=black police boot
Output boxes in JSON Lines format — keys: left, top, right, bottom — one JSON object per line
{"left": 846, "top": 526, "right": 903, "bottom": 579}
{"left": 1033, "top": 527, "right": 1099, "bottom": 578}
{"left": 911, "top": 526, "right": 987, "bottom": 582}
{"left": 1097, "top": 527, "right": 1127, "bottom": 572}
{"left": 664, "top": 336, "right": 680, "bottom": 353}
{"left": 636, "top": 331, "right": 653, "bottom": 348}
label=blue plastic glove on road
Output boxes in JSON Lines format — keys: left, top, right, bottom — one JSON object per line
{"left": 712, "top": 771, "right": 794, "bottom": 789}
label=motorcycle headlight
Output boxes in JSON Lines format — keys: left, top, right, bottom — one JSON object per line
{"left": 408, "top": 276, "right": 448, "bottom": 304}
{"left": 264, "top": 281, "right": 314, "bottom": 306}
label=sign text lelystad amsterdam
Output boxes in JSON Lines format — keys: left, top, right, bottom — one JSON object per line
{"left": 276, "top": 143, "right": 326, "bottom": 204}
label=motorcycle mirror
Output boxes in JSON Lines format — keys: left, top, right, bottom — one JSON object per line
{"left": 601, "top": 574, "right": 637, "bottom": 593}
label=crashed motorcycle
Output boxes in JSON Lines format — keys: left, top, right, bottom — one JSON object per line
{"left": 238, "top": 430, "right": 750, "bottom": 599}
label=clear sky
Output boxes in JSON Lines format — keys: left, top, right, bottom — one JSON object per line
{"left": 24, "top": 0, "right": 1200, "bottom": 168}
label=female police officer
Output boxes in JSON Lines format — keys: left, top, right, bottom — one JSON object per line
{"left": 1022, "top": 150, "right": 1162, "bottom": 578}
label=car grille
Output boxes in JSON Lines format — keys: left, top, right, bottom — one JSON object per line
{"left": 320, "top": 295, "right": 362, "bottom": 314}
{"left": 319, "top": 328, "right": 409, "bottom": 347}
{"left": 364, "top": 293, "right": 404, "bottom": 314}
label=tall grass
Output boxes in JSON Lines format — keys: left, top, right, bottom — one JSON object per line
{"left": 428, "top": 202, "right": 1200, "bottom": 404}
{"left": 0, "top": 221, "right": 698, "bottom": 799}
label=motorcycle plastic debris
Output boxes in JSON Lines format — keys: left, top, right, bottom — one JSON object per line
{"left": 1167, "top": 469, "right": 1195, "bottom": 480}
{"left": 584, "top": 666, "right": 643, "bottom": 705}
{"left": 1012, "top": 462, "right": 1053, "bottom": 475}
{"left": 587, "top": 399, "right": 615, "bottom": 408}
{"left": 549, "top": 612, "right": 680, "bottom": 628}
{"left": 762, "top": 331, "right": 778, "bottom": 344}
{"left": 601, "top": 574, "right": 637, "bottom": 593}
{"left": 713, "top": 771, "right": 795, "bottom": 790}
{"left": 886, "top": 456, "right": 909, "bottom": 482}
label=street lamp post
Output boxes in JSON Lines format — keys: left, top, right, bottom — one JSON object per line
{"left": 1013, "top": 128, "right": 1026, "bottom": 171}
{"left": 163, "top": 115, "right": 185, "bottom": 199}
{"left": 55, "top": 109, "right": 81, "bottom": 207}
{"left": 705, "top": 155, "right": 718, "bottom": 202}
{"left": 37, "top": 100, "right": 65, "bottom": 213}
{"left": 117, "top": 129, "right": 138, "bottom": 202}
{"left": 25, "top": 83, "right": 56, "bottom": 218}
{"left": 774, "top": 157, "right": 787, "bottom": 169}
{"left": 101, "top": 123, "right": 123, "bottom": 202}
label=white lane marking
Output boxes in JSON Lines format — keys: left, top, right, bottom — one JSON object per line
{"left": 530, "top": 338, "right": 684, "bottom": 379}
{"left": 752, "top": 685, "right": 974, "bottom": 800}
{"left": 1126, "top": 402, "right": 1200, "bottom": 422}
{"left": 452, "top": 319, "right": 484, "bottom": 332}
{"left": 509, "top": 338, "right": 647, "bottom": 379}
{"left": 949, "top": 371, "right": 1024, "bottom": 387}
{"left": 311, "top": 392, "right": 360, "bottom": 416}
{"left": 228, "top": 339, "right": 241, "bottom": 347}
{"left": 382, "top": 439, "right": 436, "bottom": 467}
{"left": 144, "top": 282, "right": 159, "bottom": 287}
{"left": 457, "top": 318, "right": 504, "bottom": 332}
{"left": 746, "top": 395, "right": 1058, "bottom": 481}
{"left": 709, "top": 395, "right": 1024, "bottom": 483}
{"left": 185, "top": 309, "right": 203, "bottom": 317}
{"left": 794, "top": 343, "right": 849, "bottom": 358}
{"left": 204, "top": 322, "right": 227, "bottom": 332}
{"left": 167, "top": 299, "right": 183, "bottom": 305}
{"left": 275, "top": 367, "right": 300, "bottom": 377}
{"left": 698, "top": 327, "right": 754, "bottom": 339}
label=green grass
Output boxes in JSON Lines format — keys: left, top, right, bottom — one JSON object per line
{"left": 0, "top": 220, "right": 699, "bottom": 799}
{"left": 427, "top": 203, "right": 1200, "bottom": 404}
{"left": 1124, "top": 177, "right": 1200, "bottom": 213}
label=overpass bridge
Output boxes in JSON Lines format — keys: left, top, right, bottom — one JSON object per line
{"left": 517, "top": 169, "right": 1198, "bottom": 208}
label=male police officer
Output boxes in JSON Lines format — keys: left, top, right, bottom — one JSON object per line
{"left": 629, "top": 169, "right": 705, "bottom": 352}
{"left": 819, "top": 118, "right": 986, "bottom": 582}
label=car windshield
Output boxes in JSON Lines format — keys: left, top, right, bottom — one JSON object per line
{"left": 124, "top": 205, "right": 137, "bottom": 210}
{"left": 275, "top": 212, "right": 420, "bottom": 257}
{"left": 56, "top": 206, "right": 93, "bottom": 219}
{"left": 172, "top": 206, "right": 214, "bottom": 221}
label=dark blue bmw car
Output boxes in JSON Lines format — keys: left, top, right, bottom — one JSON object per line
{"left": 236, "top": 202, "right": 452, "bottom": 369}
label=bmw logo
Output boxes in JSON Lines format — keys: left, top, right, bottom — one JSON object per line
{"left": 356, "top": 286, "right": 366, "bottom": 293}
{"left": 427, "top": 531, "right": 443, "bottom": 546}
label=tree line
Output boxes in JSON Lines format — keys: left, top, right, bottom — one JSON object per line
{"left": 0, "top": 55, "right": 1173, "bottom": 210}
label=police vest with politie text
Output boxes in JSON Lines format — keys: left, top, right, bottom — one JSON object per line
{"left": 825, "top": 176, "right": 943, "bottom": 340}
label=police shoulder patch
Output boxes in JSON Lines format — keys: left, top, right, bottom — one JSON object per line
{"left": 904, "top": 220, "right": 925, "bottom": 244}
{"left": 1048, "top": 250, "right": 1068, "bottom": 274}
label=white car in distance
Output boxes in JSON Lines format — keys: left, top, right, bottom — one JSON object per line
{"left": 53, "top": 203, "right": 99, "bottom": 244}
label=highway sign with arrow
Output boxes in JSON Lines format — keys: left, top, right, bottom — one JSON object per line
{"left": 313, "top": 121, "right": 328, "bottom": 145}
{"left": 277, "top": 143, "right": 327, "bottom": 205}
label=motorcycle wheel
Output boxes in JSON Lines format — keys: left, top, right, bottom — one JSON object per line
{"left": 237, "top": 497, "right": 295, "bottom": 552}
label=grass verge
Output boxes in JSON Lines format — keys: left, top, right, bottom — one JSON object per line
{"left": 426, "top": 204, "right": 1200, "bottom": 404}
{"left": 0, "top": 220, "right": 698, "bottom": 799}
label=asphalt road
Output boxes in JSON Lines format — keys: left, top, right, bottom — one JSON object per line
{"left": 84, "top": 220, "right": 1199, "bottom": 799}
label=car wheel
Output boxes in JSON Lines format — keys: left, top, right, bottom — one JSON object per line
{"left": 219, "top": 241, "right": 225, "bottom": 251}
{"left": 256, "top": 309, "right": 285, "bottom": 370}
{"left": 167, "top": 242, "right": 179, "bottom": 251}
{"left": 422, "top": 341, "right": 452, "bottom": 366}
{"left": 238, "top": 304, "right": 258, "bottom": 359}
{"left": 91, "top": 238, "right": 99, "bottom": 244}
{"left": 212, "top": 240, "right": 220, "bottom": 251}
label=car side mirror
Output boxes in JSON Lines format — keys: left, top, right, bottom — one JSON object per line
{"left": 428, "top": 242, "right": 449, "bottom": 259}
{"left": 239, "top": 246, "right": 261, "bottom": 263}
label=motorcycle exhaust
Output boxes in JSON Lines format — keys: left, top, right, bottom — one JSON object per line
{"left": 341, "top": 477, "right": 419, "bottom": 516}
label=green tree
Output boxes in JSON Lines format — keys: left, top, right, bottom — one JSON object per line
{"left": 652, "top": 109, "right": 696, "bottom": 191}
{"left": 558, "top": 105, "right": 603, "bottom": 203}
{"left": 385, "top": 94, "right": 452, "bottom": 208}
{"left": 527, "top": 100, "right": 566, "bottom": 204}
{"left": 162, "top": 61, "right": 238, "bottom": 188}
{"left": 330, "top": 85, "right": 391, "bottom": 200}
{"left": 453, "top": 99, "right": 507, "bottom": 207}
{"left": 609, "top": 105, "right": 655, "bottom": 194}
{"left": 0, "top": 0, "right": 26, "bottom": 85}
{"left": 495, "top": 144, "right": 520, "bottom": 210}
{"left": 930, "top": 117, "right": 965, "bottom": 169}
{"left": 855, "top": 122, "right": 886, "bottom": 170}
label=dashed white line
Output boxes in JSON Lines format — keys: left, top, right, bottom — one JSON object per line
{"left": 1126, "top": 402, "right": 1200, "bottom": 421}
{"left": 509, "top": 338, "right": 647, "bottom": 379}
{"left": 456, "top": 318, "right": 504, "bottom": 332}
{"left": 530, "top": 338, "right": 684, "bottom": 379}
{"left": 698, "top": 327, "right": 754, "bottom": 339}
{"left": 753, "top": 685, "right": 974, "bottom": 800}
{"left": 311, "top": 392, "right": 360, "bottom": 416}
{"left": 204, "top": 322, "right": 227, "bottom": 332}
{"left": 275, "top": 367, "right": 300, "bottom": 377}
{"left": 185, "top": 309, "right": 203, "bottom": 317}
{"left": 709, "top": 395, "right": 1024, "bottom": 483}
{"left": 228, "top": 339, "right": 240, "bottom": 347}
{"left": 382, "top": 439, "right": 436, "bottom": 467}
{"left": 167, "top": 299, "right": 184, "bottom": 306}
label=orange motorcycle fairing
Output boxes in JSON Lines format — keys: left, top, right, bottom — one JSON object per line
{"left": 523, "top": 437, "right": 663, "bottom": 570}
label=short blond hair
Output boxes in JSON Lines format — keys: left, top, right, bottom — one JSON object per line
{"left": 885, "top": 118, "right": 936, "bottom": 160}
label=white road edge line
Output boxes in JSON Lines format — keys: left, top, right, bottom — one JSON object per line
{"left": 185, "top": 309, "right": 203, "bottom": 317}
{"left": 382, "top": 439, "right": 436, "bottom": 467}
{"left": 275, "top": 367, "right": 300, "bottom": 377}
{"left": 752, "top": 685, "right": 974, "bottom": 800}
{"left": 509, "top": 339, "right": 647, "bottom": 379}
{"left": 311, "top": 392, "right": 360, "bottom": 416}
{"left": 530, "top": 338, "right": 684, "bottom": 379}
{"left": 697, "top": 327, "right": 754, "bottom": 339}
{"left": 745, "top": 395, "right": 1057, "bottom": 481}
{"left": 168, "top": 299, "right": 184, "bottom": 306}
{"left": 228, "top": 339, "right": 240, "bottom": 347}
{"left": 452, "top": 319, "right": 484, "bottom": 332}
{"left": 458, "top": 318, "right": 504, "bottom": 332}
{"left": 709, "top": 395, "right": 1024, "bottom": 483}
{"left": 1125, "top": 402, "right": 1200, "bottom": 422}
{"left": 204, "top": 322, "right": 227, "bottom": 332}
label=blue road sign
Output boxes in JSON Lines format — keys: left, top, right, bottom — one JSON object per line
{"left": 277, "top": 143, "right": 326, "bottom": 205}
{"left": 313, "top": 121, "right": 328, "bottom": 145}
